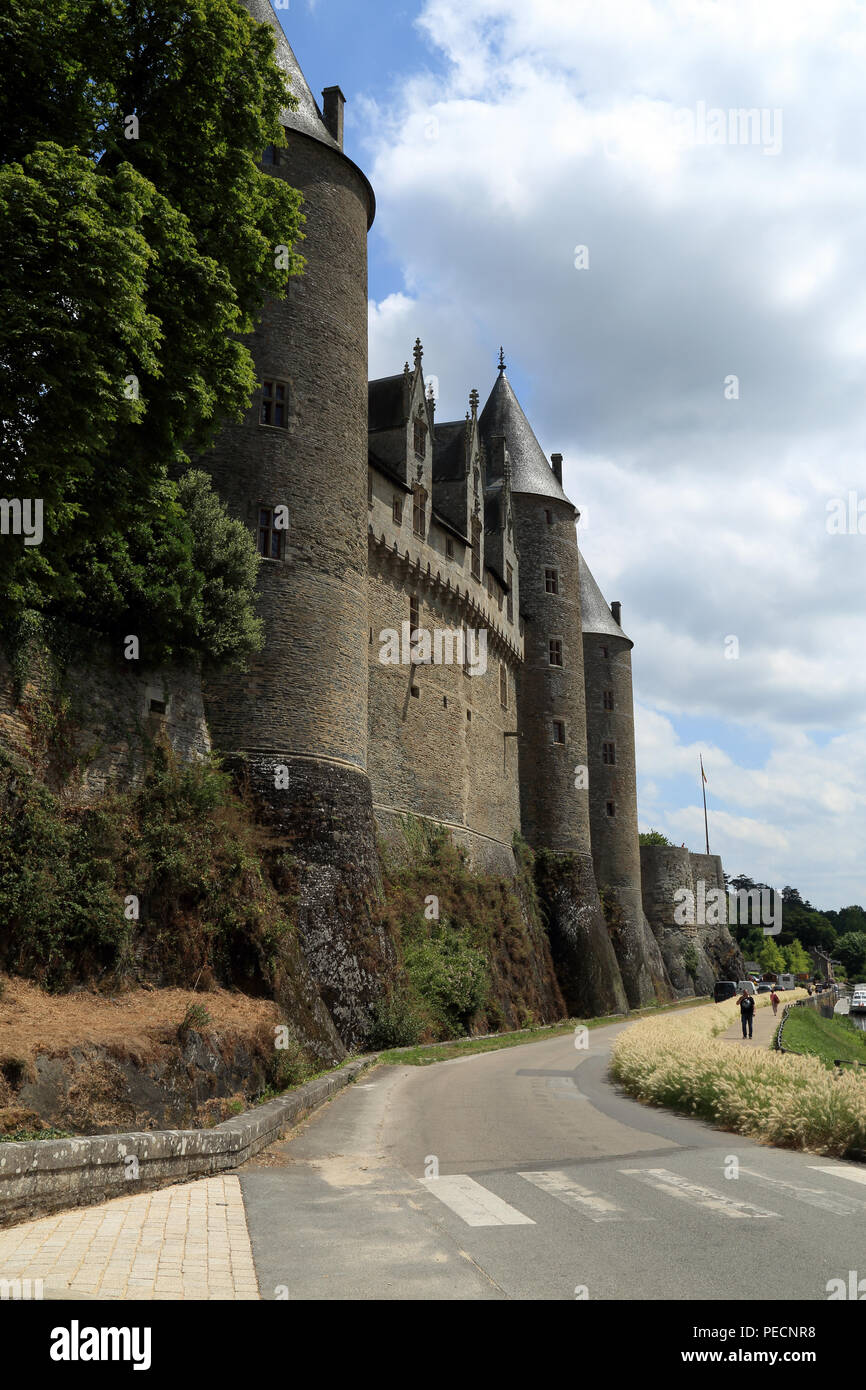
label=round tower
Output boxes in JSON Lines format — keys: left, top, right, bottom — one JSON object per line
{"left": 580, "top": 552, "right": 672, "bottom": 1005}
{"left": 200, "top": 0, "right": 386, "bottom": 1043}
{"left": 479, "top": 364, "right": 627, "bottom": 1016}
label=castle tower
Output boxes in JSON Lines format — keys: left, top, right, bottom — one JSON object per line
{"left": 579, "top": 553, "right": 672, "bottom": 1005}
{"left": 200, "top": 0, "right": 386, "bottom": 1043}
{"left": 479, "top": 360, "right": 628, "bottom": 1016}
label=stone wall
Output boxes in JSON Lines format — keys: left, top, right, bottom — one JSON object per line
{"left": 640, "top": 844, "right": 744, "bottom": 996}
{"left": 200, "top": 127, "right": 373, "bottom": 771}
{"left": 0, "top": 640, "right": 209, "bottom": 798}
{"left": 583, "top": 631, "right": 672, "bottom": 1006}
{"left": 513, "top": 494, "right": 592, "bottom": 854}
{"left": 0, "top": 1059, "right": 370, "bottom": 1229}
{"left": 367, "top": 545, "right": 522, "bottom": 856}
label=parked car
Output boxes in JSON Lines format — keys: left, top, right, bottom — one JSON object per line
{"left": 736, "top": 979, "right": 756, "bottom": 996}
{"left": 714, "top": 981, "right": 738, "bottom": 1003}
{"left": 756, "top": 983, "right": 771, "bottom": 993}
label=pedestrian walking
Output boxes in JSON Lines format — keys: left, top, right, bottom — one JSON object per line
{"left": 738, "top": 989, "right": 755, "bottom": 1039}
{"left": 770, "top": 989, "right": 780, "bottom": 1016}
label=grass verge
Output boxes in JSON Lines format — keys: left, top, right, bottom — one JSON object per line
{"left": 377, "top": 996, "right": 710, "bottom": 1066}
{"left": 610, "top": 991, "right": 866, "bottom": 1158}
{"left": 782, "top": 1007, "right": 866, "bottom": 1069}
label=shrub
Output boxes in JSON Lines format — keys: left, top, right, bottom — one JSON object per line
{"left": 403, "top": 932, "right": 488, "bottom": 1036}
{"left": 364, "top": 989, "right": 426, "bottom": 1049}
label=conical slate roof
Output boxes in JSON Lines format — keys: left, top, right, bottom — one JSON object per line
{"left": 578, "top": 549, "right": 632, "bottom": 646}
{"left": 479, "top": 370, "right": 571, "bottom": 504}
{"left": 242, "top": 0, "right": 340, "bottom": 148}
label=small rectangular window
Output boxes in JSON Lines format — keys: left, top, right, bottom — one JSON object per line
{"left": 602, "top": 741, "right": 616, "bottom": 765}
{"left": 606, "top": 800, "right": 616, "bottom": 818}
{"left": 409, "top": 594, "right": 420, "bottom": 637}
{"left": 393, "top": 495, "right": 403, "bottom": 526}
{"left": 549, "top": 638, "right": 563, "bottom": 667}
{"left": 552, "top": 720, "right": 565, "bottom": 744}
{"left": 603, "top": 689, "right": 614, "bottom": 711}
{"left": 410, "top": 685, "right": 419, "bottom": 698}
{"left": 506, "top": 563, "right": 513, "bottom": 622}
{"left": 260, "top": 380, "right": 288, "bottom": 428}
{"left": 602, "top": 645, "right": 609, "bottom": 659}
{"left": 499, "top": 662, "right": 508, "bottom": 709}
{"left": 471, "top": 521, "right": 482, "bottom": 582}
{"left": 446, "top": 536, "right": 455, "bottom": 560}
{"left": 413, "top": 486, "right": 427, "bottom": 537}
{"left": 413, "top": 419, "right": 426, "bottom": 457}
{"left": 149, "top": 699, "right": 167, "bottom": 716}
{"left": 544, "top": 567, "right": 559, "bottom": 595}
{"left": 544, "top": 508, "right": 553, "bottom": 526}
{"left": 257, "top": 507, "right": 285, "bottom": 560}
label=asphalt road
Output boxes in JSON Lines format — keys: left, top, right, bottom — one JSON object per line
{"left": 239, "top": 1020, "right": 866, "bottom": 1301}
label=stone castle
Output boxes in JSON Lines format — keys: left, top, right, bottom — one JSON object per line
{"left": 170, "top": 1, "right": 743, "bottom": 1035}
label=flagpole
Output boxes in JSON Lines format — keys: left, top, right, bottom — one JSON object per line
{"left": 700, "top": 755, "right": 710, "bottom": 854}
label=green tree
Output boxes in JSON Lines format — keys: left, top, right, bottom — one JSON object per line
{"left": 639, "top": 829, "right": 672, "bottom": 846}
{"left": 834, "top": 933, "right": 866, "bottom": 981}
{"left": 783, "top": 939, "right": 812, "bottom": 974}
{"left": 757, "top": 936, "right": 785, "bottom": 975}
{"left": 0, "top": 0, "right": 303, "bottom": 659}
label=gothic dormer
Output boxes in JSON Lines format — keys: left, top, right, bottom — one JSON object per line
{"left": 432, "top": 388, "right": 485, "bottom": 572}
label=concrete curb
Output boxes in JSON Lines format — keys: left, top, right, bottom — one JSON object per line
{"left": 0, "top": 1056, "right": 373, "bottom": 1229}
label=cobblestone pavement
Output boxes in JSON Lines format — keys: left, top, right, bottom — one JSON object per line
{"left": 0, "top": 1176, "right": 259, "bottom": 1300}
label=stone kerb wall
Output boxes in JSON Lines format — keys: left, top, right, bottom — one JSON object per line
{"left": 0, "top": 1060, "right": 370, "bottom": 1229}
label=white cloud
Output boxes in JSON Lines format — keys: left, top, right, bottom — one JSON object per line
{"left": 363, "top": 0, "right": 866, "bottom": 906}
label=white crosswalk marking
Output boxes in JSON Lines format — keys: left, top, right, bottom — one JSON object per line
{"left": 808, "top": 1165, "right": 866, "bottom": 1187}
{"left": 420, "top": 1175, "right": 535, "bottom": 1227}
{"left": 740, "top": 1167, "right": 866, "bottom": 1216}
{"left": 518, "top": 1169, "right": 641, "bottom": 1221}
{"left": 620, "top": 1168, "right": 779, "bottom": 1218}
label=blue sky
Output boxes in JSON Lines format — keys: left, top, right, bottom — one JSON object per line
{"left": 269, "top": 0, "right": 866, "bottom": 910}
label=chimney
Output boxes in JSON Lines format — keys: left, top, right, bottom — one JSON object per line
{"left": 610, "top": 600, "right": 622, "bottom": 625}
{"left": 551, "top": 452, "right": 563, "bottom": 484}
{"left": 321, "top": 86, "right": 346, "bottom": 149}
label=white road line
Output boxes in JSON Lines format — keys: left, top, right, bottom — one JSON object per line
{"left": 740, "top": 1167, "right": 866, "bottom": 1216}
{"left": 620, "top": 1168, "right": 779, "bottom": 1218}
{"left": 808, "top": 1165, "right": 866, "bottom": 1187}
{"left": 518, "top": 1169, "right": 642, "bottom": 1222}
{"left": 419, "top": 1175, "right": 535, "bottom": 1227}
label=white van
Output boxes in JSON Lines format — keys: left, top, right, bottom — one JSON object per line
{"left": 736, "top": 980, "right": 756, "bottom": 995}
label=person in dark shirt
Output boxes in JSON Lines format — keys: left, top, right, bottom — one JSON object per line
{"left": 738, "top": 990, "right": 755, "bottom": 1039}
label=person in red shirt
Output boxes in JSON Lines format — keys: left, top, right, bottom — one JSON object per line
{"left": 770, "top": 989, "right": 780, "bottom": 1016}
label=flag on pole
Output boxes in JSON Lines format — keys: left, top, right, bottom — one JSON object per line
{"left": 700, "top": 755, "right": 709, "bottom": 853}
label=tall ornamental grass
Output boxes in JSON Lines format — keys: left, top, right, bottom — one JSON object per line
{"left": 610, "top": 992, "right": 866, "bottom": 1157}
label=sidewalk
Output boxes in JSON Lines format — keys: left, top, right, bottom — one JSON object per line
{"left": 720, "top": 1000, "right": 781, "bottom": 1049}
{"left": 0, "top": 1175, "right": 259, "bottom": 1300}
